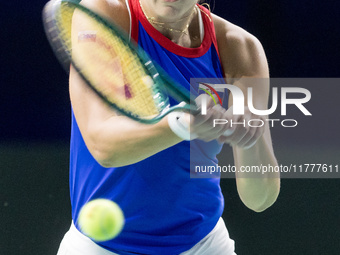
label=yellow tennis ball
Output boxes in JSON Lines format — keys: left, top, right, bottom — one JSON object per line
{"left": 78, "top": 199, "right": 125, "bottom": 242}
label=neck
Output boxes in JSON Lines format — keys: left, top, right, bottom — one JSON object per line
{"left": 139, "top": 0, "right": 197, "bottom": 42}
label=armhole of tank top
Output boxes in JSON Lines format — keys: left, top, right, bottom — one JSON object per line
{"left": 125, "top": 0, "right": 132, "bottom": 41}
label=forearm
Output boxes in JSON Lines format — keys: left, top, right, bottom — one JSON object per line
{"left": 87, "top": 115, "right": 182, "bottom": 168}
{"left": 234, "top": 130, "right": 280, "bottom": 212}
{"left": 69, "top": 64, "right": 183, "bottom": 168}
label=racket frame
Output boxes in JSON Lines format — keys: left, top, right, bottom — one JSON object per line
{"left": 42, "top": 0, "right": 199, "bottom": 124}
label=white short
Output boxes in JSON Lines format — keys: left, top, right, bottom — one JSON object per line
{"left": 57, "top": 218, "right": 236, "bottom": 255}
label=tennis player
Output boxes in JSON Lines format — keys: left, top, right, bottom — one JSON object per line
{"left": 57, "top": 0, "right": 280, "bottom": 254}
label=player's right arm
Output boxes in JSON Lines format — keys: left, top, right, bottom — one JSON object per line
{"left": 70, "top": 0, "right": 183, "bottom": 167}
{"left": 69, "top": 0, "right": 226, "bottom": 167}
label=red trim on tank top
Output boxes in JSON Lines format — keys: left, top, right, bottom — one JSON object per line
{"left": 207, "top": 8, "right": 222, "bottom": 63}
{"left": 128, "top": 0, "right": 139, "bottom": 42}
{"left": 128, "top": 0, "right": 220, "bottom": 59}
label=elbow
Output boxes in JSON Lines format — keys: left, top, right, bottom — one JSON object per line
{"left": 84, "top": 127, "right": 127, "bottom": 168}
{"left": 250, "top": 192, "right": 279, "bottom": 213}
{"left": 93, "top": 148, "right": 142, "bottom": 168}
{"left": 86, "top": 132, "right": 119, "bottom": 168}
{"left": 88, "top": 138, "right": 136, "bottom": 168}
{"left": 253, "top": 184, "right": 280, "bottom": 213}
{"left": 90, "top": 145, "right": 117, "bottom": 168}
{"left": 96, "top": 157, "right": 116, "bottom": 169}
{"left": 238, "top": 178, "right": 280, "bottom": 213}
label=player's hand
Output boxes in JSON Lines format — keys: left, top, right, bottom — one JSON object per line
{"left": 217, "top": 106, "right": 266, "bottom": 149}
{"left": 181, "top": 94, "right": 231, "bottom": 142}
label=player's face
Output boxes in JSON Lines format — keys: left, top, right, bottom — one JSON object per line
{"left": 142, "top": 0, "right": 198, "bottom": 22}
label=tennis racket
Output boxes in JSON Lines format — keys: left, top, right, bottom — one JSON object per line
{"left": 42, "top": 0, "right": 199, "bottom": 125}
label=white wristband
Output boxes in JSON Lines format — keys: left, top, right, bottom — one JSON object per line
{"left": 167, "top": 111, "right": 197, "bottom": 141}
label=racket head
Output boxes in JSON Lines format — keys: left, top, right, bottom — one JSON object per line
{"left": 42, "top": 0, "right": 197, "bottom": 123}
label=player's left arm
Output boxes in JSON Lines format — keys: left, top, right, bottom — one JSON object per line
{"left": 213, "top": 15, "right": 280, "bottom": 213}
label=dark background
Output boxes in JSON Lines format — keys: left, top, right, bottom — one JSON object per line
{"left": 1, "top": 0, "right": 339, "bottom": 254}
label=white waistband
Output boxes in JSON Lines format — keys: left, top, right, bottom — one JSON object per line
{"left": 60, "top": 222, "right": 118, "bottom": 255}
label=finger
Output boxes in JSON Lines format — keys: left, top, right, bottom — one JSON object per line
{"left": 234, "top": 115, "right": 261, "bottom": 147}
{"left": 194, "top": 105, "right": 227, "bottom": 139}
{"left": 242, "top": 124, "right": 265, "bottom": 149}
{"left": 218, "top": 128, "right": 235, "bottom": 144}
{"left": 223, "top": 128, "right": 235, "bottom": 136}
{"left": 192, "top": 109, "right": 213, "bottom": 127}
{"left": 223, "top": 114, "right": 248, "bottom": 145}
{"left": 243, "top": 139, "right": 257, "bottom": 149}
{"left": 236, "top": 127, "right": 257, "bottom": 148}
{"left": 217, "top": 135, "right": 229, "bottom": 144}
{"left": 219, "top": 107, "right": 234, "bottom": 137}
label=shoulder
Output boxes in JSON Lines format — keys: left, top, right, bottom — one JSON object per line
{"left": 80, "top": 0, "right": 130, "bottom": 33}
{"left": 211, "top": 14, "right": 269, "bottom": 79}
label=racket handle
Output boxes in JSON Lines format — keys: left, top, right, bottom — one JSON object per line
{"left": 168, "top": 111, "right": 197, "bottom": 141}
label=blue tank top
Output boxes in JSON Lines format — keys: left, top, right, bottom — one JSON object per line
{"left": 70, "top": 1, "right": 228, "bottom": 254}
